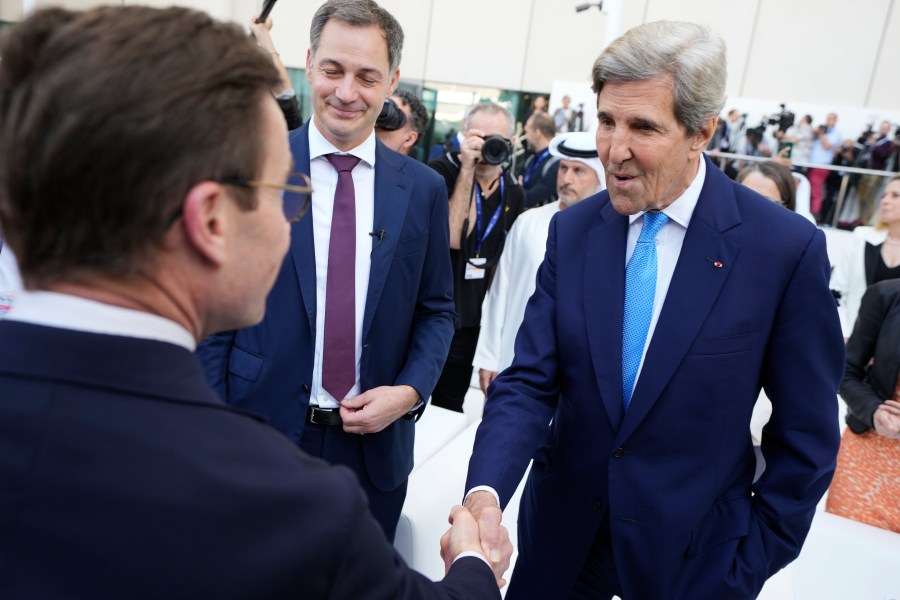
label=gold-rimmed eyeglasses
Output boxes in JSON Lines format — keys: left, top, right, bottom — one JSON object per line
{"left": 218, "top": 172, "right": 313, "bottom": 223}
{"left": 165, "top": 172, "right": 313, "bottom": 228}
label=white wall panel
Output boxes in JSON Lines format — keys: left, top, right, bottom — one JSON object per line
{"left": 423, "top": 0, "right": 531, "bottom": 89}
{"left": 520, "top": 1, "right": 608, "bottom": 92}
{"left": 1, "top": 0, "right": 24, "bottom": 21}
{"left": 644, "top": 0, "right": 760, "bottom": 102}
{"left": 33, "top": 0, "right": 105, "bottom": 10}
{"left": 378, "top": 0, "right": 431, "bottom": 81}
{"left": 7, "top": 0, "right": 900, "bottom": 113}
{"left": 124, "top": 0, "right": 233, "bottom": 22}
{"left": 867, "top": 0, "right": 900, "bottom": 109}
{"left": 266, "top": 1, "right": 318, "bottom": 69}
{"left": 742, "top": 0, "right": 890, "bottom": 106}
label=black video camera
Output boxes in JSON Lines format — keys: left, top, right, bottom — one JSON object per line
{"left": 480, "top": 135, "right": 513, "bottom": 165}
{"left": 746, "top": 122, "right": 767, "bottom": 143}
{"left": 767, "top": 103, "right": 795, "bottom": 133}
{"left": 376, "top": 98, "right": 407, "bottom": 131}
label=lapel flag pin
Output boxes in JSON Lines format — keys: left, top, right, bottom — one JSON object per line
{"left": 705, "top": 257, "right": 724, "bottom": 268}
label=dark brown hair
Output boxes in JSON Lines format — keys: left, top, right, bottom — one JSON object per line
{"left": 736, "top": 161, "right": 797, "bottom": 212}
{"left": 394, "top": 89, "right": 428, "bottom": 141}
{"left": 310, "top": 0, "right": 403, "bottom": 73}
{"left": 0, "top": 6, "right": 280, "bottom": 285}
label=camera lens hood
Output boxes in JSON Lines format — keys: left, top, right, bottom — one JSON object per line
{"left": 481, "top": 135, "right": 513, "bottom": 165}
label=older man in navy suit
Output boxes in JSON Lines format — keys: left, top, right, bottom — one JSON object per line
{"left": 0, "top": 5, "right": 508, "bottom": 597}
{"left": 463, "top": 21, "right": 844, "bottom": 599}
{"left": 198, "top": 0, "right": 456, "bottom": 543}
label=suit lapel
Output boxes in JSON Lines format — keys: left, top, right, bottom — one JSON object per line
{"left": 584, "top": 198, "right": 629, "bottom": 431}
{"left": 617, "top": 158, "right": 742, "bottom": 442}
{"left": 362, "top": 142, "right": 410, "bottom": 341}
{"left": 288, "top": 124, "right": 317, "bottom": 334}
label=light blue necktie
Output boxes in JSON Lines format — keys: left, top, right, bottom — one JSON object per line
{"left": 622, "top": 211, "right": 669, "bottom": 410}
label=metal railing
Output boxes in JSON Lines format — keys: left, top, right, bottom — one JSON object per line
{"left": 706, "top": 151, "right": 896, "bottom": 227}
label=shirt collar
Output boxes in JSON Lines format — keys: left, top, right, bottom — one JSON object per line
{"left": 628, "top": 156, "right": 706, "bottom": 228}
{"left": 6, "top": 290, "right": 196, "bottom": 351}
{"left": 308, "top": 118, "right": 376, "bottom": 168}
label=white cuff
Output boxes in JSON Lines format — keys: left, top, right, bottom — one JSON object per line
{"left": 452, "top": 550, "right": 492, "bottom": 569}
{"left": 464, "top": 485, "right": 500, "bottom": 507}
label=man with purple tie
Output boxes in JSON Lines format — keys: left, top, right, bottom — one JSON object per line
{"left": 197, "top": 0, "right": 456, "bottom": 543}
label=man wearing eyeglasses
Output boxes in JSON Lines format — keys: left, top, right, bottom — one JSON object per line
{"left": 198, "top": 0, "right": 457, "bottom": 544}
{"left": 0, "top": 5, "right": 507, "bottom": 597}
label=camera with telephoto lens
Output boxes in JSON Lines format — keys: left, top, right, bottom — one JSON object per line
{"left": 480, "top": 135, "right": 513, "bottom": 165}
{"left": 767, "top": 103, "right": 795, "bottom": 133}
{"left": 375, "top": 98, "right": 407, "bottom": 131}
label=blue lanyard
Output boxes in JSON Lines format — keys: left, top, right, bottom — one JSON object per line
{"left": 474, "top": 176, "right": 505, "bottom": 256}
{"left": 523, "top": 149, "right": 551, "bottom": 187}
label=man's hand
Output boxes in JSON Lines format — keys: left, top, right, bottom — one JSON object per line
{"left": 463, "top": 491, "right": 512, "bottom": 585}
{"left": 340, "top": 385, "right": 419, "bottom": 434}
{"left": 459, "top": 129, "right": 486, "bottom": 170}
{"left": 479, "top": 369, "right": 498, "bottom": 395}
{"left": 874, "top": 400, "right": 900, "bottom": 439}
{"left": 248, "top": 17, "right": 275, "bottom": 52}
{"left": 440, "top": 504, "right": 512, "bottom": 588}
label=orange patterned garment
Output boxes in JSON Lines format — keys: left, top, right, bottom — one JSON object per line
{"left": 826, "top": 372, "right": 900, "bottom": 533}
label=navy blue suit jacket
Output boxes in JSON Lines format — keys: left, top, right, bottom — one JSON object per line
{"left": 198, "top": 123, "right": 455, "bottom": 491}
{"left": 466, "top": 157, "right": 845, "bottom": 599}
{"left": 0, "top": 321, "right": 496, "bottom": 599}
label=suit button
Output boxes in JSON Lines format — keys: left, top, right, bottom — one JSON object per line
{"left": 302, "top": 384, "right": 311, "bottom": 393}
{"left": 613, "top": 447, "right": 625, "bottom": 459}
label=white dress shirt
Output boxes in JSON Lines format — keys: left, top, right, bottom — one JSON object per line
{"left": 6, "top": 290, "right": 195, "bottom": 350}
{"left": 0, "top": 243, "right": 22, "bottom": 319}
{"left": 467, "top": 158, "right": 706, "bottom": 507}
{"left": 308, "top": 119, "right": 376, "bottom": 408}
{"left": 625, "top": 156, "right": 705, "bottom": 393}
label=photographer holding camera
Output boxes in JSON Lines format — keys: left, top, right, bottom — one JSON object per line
{"left": 428, "top": 101, "right": 525, "bottom": 413}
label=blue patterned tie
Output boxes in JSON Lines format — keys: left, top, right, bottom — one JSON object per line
{"left": 622, "top": 211, "right": 669, "bottom": 409}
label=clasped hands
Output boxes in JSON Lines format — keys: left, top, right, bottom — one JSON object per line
{"left": 873, "top": 399, "right": 900, "bottom": 439}
{"left": 340, "top": 385, "right": 419, "bottom": 435}
{"left": 440, "top": 491, "right": 513, "bottom": 588}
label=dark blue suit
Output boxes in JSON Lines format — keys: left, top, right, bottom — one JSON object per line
{"left": 0, "top": 321, "right": 496, "bottom": 599}
{"left": 198, "top": 122, "right": 456, "bottom": 537}
{"left": 466, "top": 157, "right": 845, "bottom": 599}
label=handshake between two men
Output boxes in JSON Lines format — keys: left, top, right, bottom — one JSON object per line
{"left": 441, "top": 502, "right": 513, "bottom": 588}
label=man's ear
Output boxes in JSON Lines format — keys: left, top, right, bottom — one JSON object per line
{"left": 399, "top": 130, "right": 419, "bottom": 154}
{"left": 181, "top": 181, "right": 230, "bottom": 267}
{"left": 691, "top": 115, "right": 717, "bottom": 153}
{"left": 387, "top": 68, "right": 400, "bottom": 97}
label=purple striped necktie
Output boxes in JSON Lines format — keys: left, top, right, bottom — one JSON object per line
{"left": 322, "top": 153, "right": 361, "bottom": 401}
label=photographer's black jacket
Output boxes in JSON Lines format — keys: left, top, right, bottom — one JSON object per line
{"left": 428, "top": 152, "right": 524, "bottom": 328}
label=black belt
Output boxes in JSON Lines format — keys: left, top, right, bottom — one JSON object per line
{"left": 306, "top": 406, "right": 343, "bottom": 427}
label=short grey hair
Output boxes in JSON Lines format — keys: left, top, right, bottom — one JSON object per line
{"left": 464, "top": 102, "right": 515, "bottom": 137}
{"left": 310, "top": 0, "right": 403, "bottom": 73}
{"left": 591, "top": 21, "right": 726, "bottom": 136}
